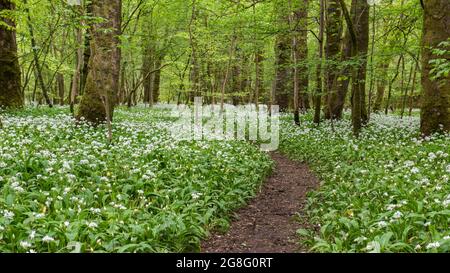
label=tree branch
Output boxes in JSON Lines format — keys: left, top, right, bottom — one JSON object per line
{"left": 338, "top": 0, "right": 357, "bottom": 48}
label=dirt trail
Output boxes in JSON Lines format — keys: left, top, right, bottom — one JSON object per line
{"left": 201, "top": 152, "right": 319, "bottom": 253}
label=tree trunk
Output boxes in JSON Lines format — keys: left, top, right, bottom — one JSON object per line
{"left": 57, "top": 73, "right": 65, "bottom": 106}
{"left": 314, "top": 0, "right": 325, "bottom": 124}
{"left": 352, "top": 0, "right": 369, "bottom": 124}
{"left": 152, "top": 56, "right": 162, "bottom": 104}
{"left": 293, "top": 0, "right": 309, "bottom": 114}
{"left": 400, "top": 58, "right": 413, "bottom": 119}
{"left": 339, "top": 0, "right": 360, "bottom": 136}
{"left": 70, "top": 26, "right": 83, "bottom": 114}
{"left": 189, "top": 1, "right": 201, "bottom": 103}
{"left": 420, "top": 0, "right": 450, "bottom": 135}
{"left": 273, "top": 0, "right": 291, "bottom": 112}
{"left": 0, "top": 0, "right": 23, "bottom": 108}
{"left": 80, "top": 2, "right": 92, "bottom": 95}
{"left": 142, "top": 43, "right": 154, "bottom": 105}
{"left": 254, "top": 51, "right": 264, "bottom": 110}
{"left": 324, "top": 0, "right": 343, "bottom": 119}
{"left": 330, "top": 17, "right": 353, "bottom": 120}
{"left": 385, "top": 55, "right": 402, "bottom": 115}
{"left": 24, "top": 0, "right": 52, "bottom": 107}
{"left": 221, "top": 35, "right": 236, "bottom": 111}
{"left": 367, "top": 2, "right": 377, "bottom": 120}
{"left": 408, "top": 60, "right": 419, "bottom": 116}
{"left": 373, "top": 62, "right": 389, "bottom": 112}
{"left": 273, "top": 35, "right": 291, "bottom": 112}
{"left": 77, "top": 0, "right": 122, "bottom": 123}
{"left": 118, "top": 63, "right": 126, "bottom": 105}
{"left": 231, "top": 45, "right": 242, "bottom": 106}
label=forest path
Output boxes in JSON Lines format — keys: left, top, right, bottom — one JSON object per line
{"left": 201, "top": 152, "right": 319, "bottom": 253}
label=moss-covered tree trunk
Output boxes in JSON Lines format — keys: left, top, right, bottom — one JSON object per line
{"left": 420, "top": 0, "right": 450, "bottom": 135}
{"left": 0, "top": 0, "right": 23, "bottom": 108}
{"left": 77, "top": 0, "right": 122, "bottom": 123}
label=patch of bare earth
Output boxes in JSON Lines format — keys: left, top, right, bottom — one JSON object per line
{"left": 201, "top": 152, "right": 319, "bottom": 253}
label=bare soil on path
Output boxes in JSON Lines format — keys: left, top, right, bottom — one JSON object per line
{"left": 201, "top": 152, "right": 319, "bottom": 253}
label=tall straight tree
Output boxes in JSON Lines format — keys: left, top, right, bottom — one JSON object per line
{"left": 0, "top": 0, "right": 23, "bottom": 108}
{"left": 339, "top": 0, "right": 369, "bottom": 136}
{"left": 80, "top": 2, "right": 93, "bottom": 95}
{"left": 142, "top": 42, "right": 155, "bottom": 105}
{"left": 77, "top": 0, "right": 122, "bottom": 123}
{"left": 23, "top": 0, "right": 52, "bottom": 107}
{"left": 420, "top": 0, "right": 450, "bottom": 135}
{"left": 273, "top": 0, "right": 291, "bottom": 112}
{"left": 329, "top": 0, "right": 369, "bottom": 122}
{"left": 352, "top": 0, "right": 369, "bottom": 124}
{"left": 293, "top": 0, "right": 310, "bottom": 114}
{"left": 324, "top": 0, "right": 342, "bottom": 119}
{"left": 314, "top": 0, "right": 325, "bottom": 124}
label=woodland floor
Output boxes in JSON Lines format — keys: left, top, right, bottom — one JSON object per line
{"left": 201, "top": 152, "right": 319, "bottom": 253}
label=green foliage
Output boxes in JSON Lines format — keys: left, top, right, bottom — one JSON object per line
{"left": 281, "top": 112, "right": 450, "bottom": 253}
{"left": 429, "top": 39, "right": 450, "bottom": 82}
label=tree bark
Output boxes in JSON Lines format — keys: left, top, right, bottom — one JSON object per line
{"left": 0, "top": 0, "right": 23, "bottom": 108}
{"left": 339, "top": 0, "right": 360, "bottom": 136}
{"left": 77, "top": 0, "right": 122, "bottom": 123}
{"left": 293, "top": 0, "right": 309, "bottom": 114}
{"left": 56, "top": 73, "right": 65, "bottom": 106}
{"left": 189, "top": 0, "right": 201, "bottom": 102}
{"left": 152, "top": 55, "right": 162, "bottom": 104}
{"left": 408, "top": 60, "right": 419, "bottom": 116}
{"left": 385, "top": 55, "right": 402, "bottom": 115}
{"left": 142, "top": 43, "right": 155, "bottom": 105}
{"left": 254, "top": 51, "right": 264, "bottom": 110}
{"left": 352, "top": 0, "right": 369, "bottom": 124}
{"left": 420, "top": 0, "right": 450, "bottom": 135}
{"left": 373, "top": 62, "right": 389, "bottom": 112}
{"left": 273, "top": 0, "right": 291, "bottom": 112}
{"left": 24, "top": 0, "right": 52, "bottom": 107}
{"left": 70, "top": 26, "right": 83, "bottom": 114}
{"left": 314, "top": 0, "right": 325, "bottom": 124}
{"left": 324, "top": 0, "right": 342, "bottom": 119}
{"left": 80, "top": 2, "right": 93, "bottom": 95}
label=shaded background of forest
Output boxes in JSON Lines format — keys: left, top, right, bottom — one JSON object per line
{"left": 0, "top": 0, "right": 449, "bottom": 136}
